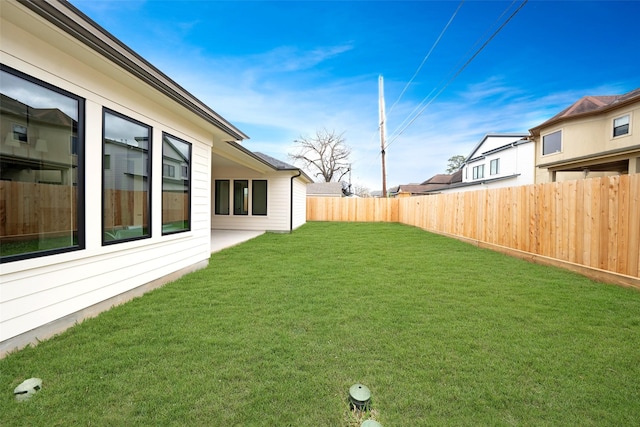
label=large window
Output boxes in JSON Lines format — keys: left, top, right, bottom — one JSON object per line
{"left": 215, "top": 180, "right": 230, "bottom": 215}
{"left": 0, "top": 65, "right": 84, "bottom": 261}
{"left": 472, "top": 164, "right": 484, "bottom": 180}
{"left": 252, "top": 180, "right": 267, "bottom": 216}
{"left": 490, "top": 158, "right": 500, "bottom": 175}
{"left": 216, "top": 179, "right": 267, "bottom": 216}
{"left": 542, "top": 130, "right": 562, "bottom": 155}
{"left": 613, "top": 114, "right": 630, "bottom": 137}
{"left": 102, "top": 109, "right": 151, "bottom": 244}
{"left": 234, "top": 180, "right": 249, "bottom": 215}
{"left": 162, "top": 133, "right": 191, "bottom": 235}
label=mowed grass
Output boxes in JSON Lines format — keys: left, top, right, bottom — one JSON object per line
{"left": 1, "top": 222, "right": 640, "bottom": 426}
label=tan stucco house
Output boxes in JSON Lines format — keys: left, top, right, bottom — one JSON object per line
{"left": 0, "top": 0, "right": 311, "bottom": 356}
{"left": 530, "top": 88, "right": 640, "bottom": 183}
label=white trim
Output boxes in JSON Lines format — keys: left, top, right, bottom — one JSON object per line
{"left": 612, "top": 112, "right": 632, "bottom": 140}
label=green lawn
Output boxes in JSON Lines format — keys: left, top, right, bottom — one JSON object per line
{"left": 2, "top": 222, "right": 639, "bottom": 426}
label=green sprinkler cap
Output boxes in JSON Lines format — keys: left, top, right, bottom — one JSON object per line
{"left": 349, "top": 383, "right": 371, "bottom": 409}
{"left": 361, "top": 420, "right": 383, "bottom": 427}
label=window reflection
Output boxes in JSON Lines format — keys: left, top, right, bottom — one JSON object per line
{"left": 0, "top": 67, "right": 83, "bottom": 260}
{"left": 102, "top": 110, "right": 151, "bottom": 243}
{"left": 162, "top": 133, "right": 191, "bottom": 234}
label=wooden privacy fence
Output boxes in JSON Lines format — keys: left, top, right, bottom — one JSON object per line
{"left": 307, "top": 175, "right": 640, "bottom": 286}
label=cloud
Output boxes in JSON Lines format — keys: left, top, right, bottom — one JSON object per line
{"left": 124, "top": 36, "right": 634, "bottom": 192}
{"left": 251, "top": 44, "right": 355, "bottom": 73}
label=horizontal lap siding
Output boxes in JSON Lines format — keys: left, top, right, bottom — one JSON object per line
{"left": 211, "top": 170, "right": 291, "bottom": 232}
{"left": 1, "top": 13, "right": 215, "bottom": 345}
{"left": 1, "top": 236, "right": 208, "bottom": 338}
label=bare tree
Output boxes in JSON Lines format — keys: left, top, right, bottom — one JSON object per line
{"left": 353, "top": 184, "right": 371, "bottom": 198}
{"left": 446, "top": 155, "right": 466, "bottom": 173}
{"left": 288, "top": 128, "right": 351, "bottom": 182}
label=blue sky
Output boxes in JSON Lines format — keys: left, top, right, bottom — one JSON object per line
{"left": 71, "top": 0, "right": 640, "bottom": 191}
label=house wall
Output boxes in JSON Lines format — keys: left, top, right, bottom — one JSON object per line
{"left": 456, "top": 140, "right": 534, "bottom": 192}
{"left": 0, "top": 2, "right": 230, "bottom": 352}
{"left": 535, "top": 101, "right": 640, "bottom": 183}
{"left": 291, "top": 177, "right": 307, "bottom": 230}
{"left": 211, "top": 165, "right": 300, "bottom": 232}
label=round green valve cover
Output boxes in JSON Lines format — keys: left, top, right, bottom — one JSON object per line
{"left": 361, "top": 420, "right": 383, "bottom": 427}
{"left": 349, "top": 383, "right": 371, "bottom": 409}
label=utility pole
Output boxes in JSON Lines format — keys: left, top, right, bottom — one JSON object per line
{"left": 379, "top": 75, "right": 387, "bottom": 197}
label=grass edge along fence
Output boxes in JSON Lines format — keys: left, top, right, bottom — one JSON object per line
{"left": 306, "top": 174, "right": 640, "bottom": 289}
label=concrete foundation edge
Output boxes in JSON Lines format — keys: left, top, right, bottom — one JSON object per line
{"left": 0, "top": 259, "right": 209, "bottom": 358}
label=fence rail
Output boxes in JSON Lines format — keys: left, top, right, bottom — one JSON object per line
{"left": 307, "top": 175, "right": 640, "bottom": 285}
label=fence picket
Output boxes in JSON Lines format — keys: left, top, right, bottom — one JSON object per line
{"left": 306, "top": 175, "right": 640, "bottom": 281}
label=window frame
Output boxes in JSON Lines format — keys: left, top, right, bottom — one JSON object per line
{"left": 163, "top": 163, "right": 175, "bottom": 178}
{"left": 0, "top": 64, "right": 86, "bottom": 263}
{"left": 490, "top": 158, "right": 500, "bottom": 175}
{"left": 233, "top": 179, "right": 249, "bottom": 216}
{"left": 472, "top": 164, "right": 485, "bottom": 180}
{"left": 11, "top": 123, "right": 28, "bottom": 143}
{"left": 101, "top": 108, "right": 152, "bottom": 245}
{"left": 251, "top": 180, "right": 268, "bottom": 216}
{"left": 215, "top": 179, "right": 230, "bottom": 215}
{"left": 613, "top": 114, "right": 630, "bottom": 138}
{"left": 542, "top": 130, "right": 562, "bottom": 156}
{"left": 162, "top": 132, "right": 191, "bottom": 236}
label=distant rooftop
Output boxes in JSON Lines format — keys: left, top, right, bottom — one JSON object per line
{"left": 306, "top": 182, "right": 345, "bottom": 196}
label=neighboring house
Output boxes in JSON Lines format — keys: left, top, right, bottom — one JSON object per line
{"left": 388, "top": 171, "right": 462, "bottom": 197}
{"left": 529, "top": 88, "right": 640, "bottom": 183}
{"left": 444, "top": 133, "right": 534, "bottom": 193}
{"left": 0, "top": 0, "right": 310, "bottom": 355}
{"left": 306, "top": 182, "right": 346, "bottom": 197}
{"left": 391, "top": 134, "right": 533, "bottom": 196}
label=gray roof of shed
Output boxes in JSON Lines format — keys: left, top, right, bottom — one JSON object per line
{"left": 306, "top": 182, "right": 344, "bottom": 196}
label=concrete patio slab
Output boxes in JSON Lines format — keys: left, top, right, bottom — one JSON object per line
{"left": 211, "top": 230, "right": 265, "bottom": 253}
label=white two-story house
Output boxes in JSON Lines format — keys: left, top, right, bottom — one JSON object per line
{"left": 435, "top": 134, "right": 534, "bottom": 193}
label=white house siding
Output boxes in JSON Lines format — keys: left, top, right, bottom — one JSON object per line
{"left": 455, "top": 137, "right": 534, "bottom": 193}
{"left": 211, "top": 165, "right": 297, "bottom": 232}
{"left": 0, "top": 2, "right": 233, "bottom": 352}
{"left": 291, "top": 177, "right": 307, "bottom": 230}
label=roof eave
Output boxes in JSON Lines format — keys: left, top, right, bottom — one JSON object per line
{"left": 17, "top": 0, "right": 248, "bottom": 141}
{"left": 530, "top": 91, "right": 640, "bottom": 136}
{"left": 224, "top": 142, "right": 313, "bottom": 182}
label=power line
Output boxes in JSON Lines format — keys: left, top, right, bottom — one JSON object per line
{"left": 385, "top": 0, "right": 528, "bottom": 150}
{"left": 386, "top": 0, "right": 465, "bottom": 118}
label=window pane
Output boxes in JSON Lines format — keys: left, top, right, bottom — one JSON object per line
{"left": 490, "top": 158, "right": 499, "bottom": 175}
{"left": 162, "top": 133, "right": 191, "bottom": 234}
{"left": 252, "top": 180, "right": 267, "bottom": 216}
{"left": 614, "top": 115, "right": 629, "bottom": 127}
{"left": 234, "top": 180, "right": 248, "bottom": 215}
{"left": 1, "top": 67, "right": 84, "bottom": 260}
{"left": 103, "top": 110, "right": 151, "bottom": 243}
{"left": 613, "top": 115, "right": 630, "bottom": 137}
{"left": 542, "top": 130, "right": 562, "bottom": 155}
{"left": 215, "top": 180, "right": 229, "bottom": 215}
